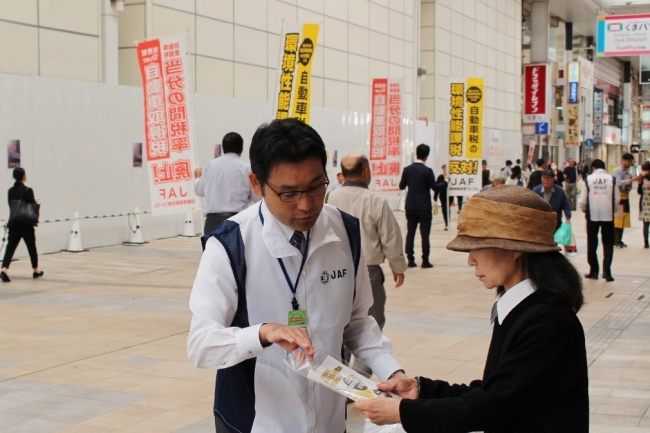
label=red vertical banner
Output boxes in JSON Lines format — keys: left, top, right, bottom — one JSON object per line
{"left": 137, "top": 34, "right": 198, "bottom": 216}
{"left": 523, "top": 64, "right": 548, "bottom": 124}
{"left": 369, "top": 78, "right": 402, "bottom": 193}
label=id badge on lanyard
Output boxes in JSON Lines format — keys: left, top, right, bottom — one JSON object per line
{"left": 259, "top": 204, "right": 309, "bottom": 327}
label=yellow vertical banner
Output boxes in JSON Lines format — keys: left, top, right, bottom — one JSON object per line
{"left": 290, "top": 24, "right": 319, "bottom": 124}
{"left": 464, "top": 78, "right": 483, "bottom": 159}
{"left": 275, "top": 31, "right": 300, "bottom": 120}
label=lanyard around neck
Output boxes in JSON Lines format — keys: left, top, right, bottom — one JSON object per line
{"left": 258, "top": 203, "right": 311, "bottom": 310}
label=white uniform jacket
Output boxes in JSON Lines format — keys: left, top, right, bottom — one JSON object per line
{"left": 187, "top": 201, "right": 402, "bottom": 433}
{"left": 578, "top": 168, "right": 620, "bottom": 222}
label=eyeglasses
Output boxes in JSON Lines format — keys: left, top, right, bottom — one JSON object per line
{"left": 265, "top": 179, "right": 330, "bottom": 202}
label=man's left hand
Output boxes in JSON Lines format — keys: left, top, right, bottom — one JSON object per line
{"left": 393, "top": 272, "right": 404, "bottom": 288}
{"left": 355, "top": 398, "right": 401, "bottom": 425}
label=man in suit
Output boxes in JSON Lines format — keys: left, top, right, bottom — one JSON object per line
{"left": 399, "top": 144, "right": 445, "bottom": 268}
{"left": 533, "top": 169, "right": 571, "bottom": 230}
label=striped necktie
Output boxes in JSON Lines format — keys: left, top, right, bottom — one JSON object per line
{"left": 290, "top": 231, "right": 306, "bottom": 256}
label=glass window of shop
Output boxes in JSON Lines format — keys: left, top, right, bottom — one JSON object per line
{"left": 604, "top": 93, "right": 620, "bottom": 127}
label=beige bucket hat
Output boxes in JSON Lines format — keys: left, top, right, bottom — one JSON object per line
{"left": 446, "top": 185, "right": 561, "bottom": 253}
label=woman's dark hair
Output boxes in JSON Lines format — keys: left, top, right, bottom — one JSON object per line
{"left": 12, "top": 167, "right": 25, "bottom": 182}
{"left": 222, "top": 132, "right": 244, "bottom": 154}
{"left": 497, "top": 252, "right": 584, "bottom": 312}
{"left": 642, "top": 162, "right": 650, "bottom": 180}
{"left": 249, "top": 118, "right": 327, "bottom": 186}
{"left": 510, "top": 165, "right": 521, "bottom": 180}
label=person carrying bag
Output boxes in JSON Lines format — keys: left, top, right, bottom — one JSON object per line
{"left": 1, "top": 167, "right": 44, "bottom": 282}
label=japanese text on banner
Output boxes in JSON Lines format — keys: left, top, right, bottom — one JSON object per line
{"left": 274, "top": 23, "right": 319, "bottom": 124}
{"left": 448, "top": 78, "right": 482, "bottom": 197}
{"left": 137, "top": 34, "right": 198, "bottom": 216}
{"left": 369, "top": 78, "right": 402, "bottom": 193}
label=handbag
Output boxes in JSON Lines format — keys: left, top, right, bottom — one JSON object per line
{"left": 554, "top": 222, "right": 572, "bottom": 246}
{"left": 9, "top": 199, "right": 40, "bottom": 225}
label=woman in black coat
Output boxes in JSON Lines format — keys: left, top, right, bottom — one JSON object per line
{"left": 434, "top": 164, "right": 451, "bottom": 231}
{"left": 1, "top": 167, "right": 43, "bottom": 282}
{"left": 356, "top": 186, "right": 588, "bottom": 432}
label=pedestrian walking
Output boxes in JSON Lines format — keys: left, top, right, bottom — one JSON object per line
{"left": 399, "top": 144, "right": 445, "bottom": 268}
{"left": 639, "top": 162, "right": 650, "bottom": 249}
{"left": 563, "top": 158, "right": 579, "bottom": 210}
{"left": 533, "top": 169, "right": 571, "bottom": 230}
{"left": 1, "top": 168, "right": 43, "bottom": 282}
{"left": 612, "top": 153, "right": 645, "bottom": 248}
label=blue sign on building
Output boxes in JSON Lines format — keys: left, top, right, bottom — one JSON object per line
{"left": 584, "top": 138, "right": 595, "bottom": 149}
{"left": 535, "top": 123, "right": 548, "bottom": 135}
{"left": 568, "top": 82, "right": 579, "bottom": 104}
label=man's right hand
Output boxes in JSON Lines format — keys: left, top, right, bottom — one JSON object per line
{"left": 377, "top": 376, "right": 419, "bottom": 400}
{"left": 259, "top": 323, "right": 315, "bottom": 360}
{"left": 393, "top": 272, "right": 405, "bottom": 288}
{"left": 194, "top": 167, "right": 203, "bottom": 178}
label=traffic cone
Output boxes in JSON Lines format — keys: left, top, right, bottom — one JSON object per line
{"left": 181, "top": 211, "right": 196, "bottom": 237}
{"left": 65, "top": 212, "right": 85, "bottom": 252}
{"left": 565, "top": 232, "right": 578, "bottom": 256}
{"left": 124, "top": 207, "right": 145, "bottom": 245}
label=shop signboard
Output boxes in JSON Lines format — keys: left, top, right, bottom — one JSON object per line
{"left": 523, "top": 64, "right": 549, "bottom": 123}
{"left": 593, "top": 89, "right": 604, "bottom": 142}
{"left": 597, "top": 14, "right": 650, "bottom": 57}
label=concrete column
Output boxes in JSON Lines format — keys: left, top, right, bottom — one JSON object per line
{"left": 530, "top": 1, "right": 550, "bottom": 64}
{"left": 100, "top": 0, "right": 119, "bottom": 85}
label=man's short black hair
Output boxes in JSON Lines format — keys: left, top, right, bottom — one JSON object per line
{"left": 482, "top": 159, "right": 487, "bottom": 165}
{"left": 416, "top": 144, "right": 430, "bottom": 160}
{"left": 536, "top": 158, "right": 545, "bottom": 168}
{"left": 622, "top": 153, "right": 634, "bottom": 161}
{"left": 222, "top": 132, "right": 244, "bottom": 154}
{"left": 505, "top": 160, "right": 512, "bottom": 166}
{"left": 591, "top": 159, "right": 606, "bottom": 170}
{"left": 12, "top": 167, "right": 25, "bottom": 182}
{"left": 249, "top": 118, "right": 327, "bottom": 186}
{"left": 516, "top": 159, "right": 521, "bottom": 164}
{"left": 341, "top": 155, "right": 369, "bottom": 179}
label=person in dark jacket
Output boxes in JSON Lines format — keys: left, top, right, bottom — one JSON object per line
{"left": 1, "top": 168, "right": 43, "bottom": 282}
{"left": 533, "top": 169, "right": 571, "bottom": 230}
{"left": 356, "top": 185, "right": 588, "bottom": 433}
{"left": 434, "top": 164, "right": 451, "bottom": 231}
{"left": 399, "top": 144, "right": 445, "bottom": 268}
{"left": 526, "top": 158, "right": 545, "bottom": 190}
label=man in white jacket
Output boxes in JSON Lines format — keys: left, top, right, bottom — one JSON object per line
{"left": 578, "top": 159, "right": 620, "bottom": 282}
{"left": 187, "top": 118, "right": 404, "bottom": 433}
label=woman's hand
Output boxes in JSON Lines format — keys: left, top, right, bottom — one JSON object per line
{"left": 378, "top": 377, "right": 419, "bottom": 400}
{"left": 355, "top": 397, "right": 401, "bottom": 425}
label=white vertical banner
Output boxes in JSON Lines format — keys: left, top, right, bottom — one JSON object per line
{"left": 369, "top": 77, "right": 403, "bottom": 193}
{"left": 137, "top": 33, "right": 199, "bottom": 216}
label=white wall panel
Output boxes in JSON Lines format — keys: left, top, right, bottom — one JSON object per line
{"left": 0, "top": 0, "right": 37, "bottom": 25}
{"left": 39, "top": 30, "right": 99, "bottom": 82}
{"left": 39, "top": 0, "right": 99, "bottom": 35}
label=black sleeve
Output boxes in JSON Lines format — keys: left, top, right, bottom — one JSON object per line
{"left": 23, "top": 188, "right": 36, "bottom": 204}
{"left": 399, "top": 168, "right": 408, "bottom": 190}
{"left": 398, "top": 311, "right": 585, "bottom": 433}
{"left": 428, "top": 169, "right": 438, "bottom": 192}
{"left": 434, "top": 175, "right": 443, "bottom": 201}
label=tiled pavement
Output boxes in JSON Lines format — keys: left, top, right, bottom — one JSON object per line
{"left": 0, "top": 193, "right": 649, "bottom": 432}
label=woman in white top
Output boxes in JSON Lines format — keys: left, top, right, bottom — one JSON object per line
{"left": 505, "top": 165, "right": 523, "bottom": 186}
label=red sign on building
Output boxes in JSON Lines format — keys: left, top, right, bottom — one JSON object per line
{"left": 523, "top": 64, "right": 548, "bottom": 124}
